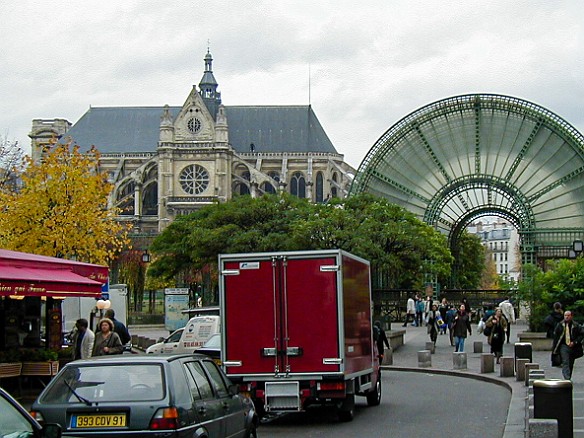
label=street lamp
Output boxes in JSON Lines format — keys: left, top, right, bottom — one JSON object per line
{"left": 142, "top": 250, "right": 151, "bottom": 263}
{"left": 568, "top": 240, "right": 584, "bottom": 259}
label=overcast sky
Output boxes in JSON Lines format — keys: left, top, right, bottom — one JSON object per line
{"left": 1, "top": 1, "right": 582, "bottom": 168}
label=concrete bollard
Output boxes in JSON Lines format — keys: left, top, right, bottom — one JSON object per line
{"left": 527, "top": 418, "right": 558, "bottom": 438}
{"left": 525, "top": 363, "right": 539, "bottom": 386}
{"left": 473, "top": 341, "right": 483, "bottom": 353}
{"left": 516, "top": 358, "right": 529, "bottom": 382}
{"left": 528, "top": 370, "right": 545, "bottom": 388}
{"left": 514, "top": 342, "right": 533, "bottom": 371}
{"left": 425, "top": 341, "right": 436, "bottom": 354}
{"left": 499, "top": 356, "right": 515, "bottom": 377}
{"left": 480, "top": 353, "right": 494, "bottom": 373}
{"left": 453, "top": 352, "right": 467, "bottom": 370}
{"left": 533, "top": 379, "right": 572, "bottom": 438}
{"left": 418, "top": 350, "right": 432, "bottom": 368}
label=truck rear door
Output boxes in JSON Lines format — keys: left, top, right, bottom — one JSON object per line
{"left": 222, "top": 255, "right": 341, "bottom": 377}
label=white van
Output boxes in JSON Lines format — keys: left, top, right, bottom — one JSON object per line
{"left": 148, "top": 315, "right": 221, "bottom": 355}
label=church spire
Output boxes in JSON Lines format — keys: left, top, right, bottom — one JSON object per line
{"left": 198, "top": 47, "right": 221, "bottom": 119}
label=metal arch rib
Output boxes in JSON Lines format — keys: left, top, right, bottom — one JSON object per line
{"left": 423, "top": 174, "right": 536, "bottom": 230}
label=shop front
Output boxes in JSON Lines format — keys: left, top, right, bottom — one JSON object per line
{"left": 0, "top": 249, "right": 108, "bottom": 352}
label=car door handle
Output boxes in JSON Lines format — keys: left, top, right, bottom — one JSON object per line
{"left": 222, "top": 401, "right": 230, "bottom": 410}
{"left": 198, "top": 406, "right": 207, "bottom": 415}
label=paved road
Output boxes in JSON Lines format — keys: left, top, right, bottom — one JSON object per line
{"left": 259, "top": 371, "right": 509, "bottom": 437}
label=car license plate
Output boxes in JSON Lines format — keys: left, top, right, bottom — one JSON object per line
{"left": 71, "top": 413, "right": 127, "bottom": 428}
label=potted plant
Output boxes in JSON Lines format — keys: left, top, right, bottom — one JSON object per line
{"left": 20, "top": 348, "right": 60, "bottom": 377}
{"left": 0, "top": 349, "right": 22, "bottom": 379}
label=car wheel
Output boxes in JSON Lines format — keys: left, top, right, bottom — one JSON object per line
{"left": 366, "top": 373, "right": 382, "bottom": 406}
{"left": 337, "top": 394, "right": 355, "bottom": 422}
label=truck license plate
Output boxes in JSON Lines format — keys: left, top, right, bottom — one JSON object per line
{"left": 71, "top": 413, "right": 127, "bottom": 428}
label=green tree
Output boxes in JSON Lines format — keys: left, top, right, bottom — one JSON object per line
{"left": 149, "top": 193, "right": 455, "bottom": 291}
{"left": 450, "top": 231, "right": 486, "bottom": 289}
{"left": 0, "top": 142, "right": 129, "bottom": 265}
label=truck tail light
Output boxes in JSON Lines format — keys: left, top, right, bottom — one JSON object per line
{"left": 150, "top": 407, "right": 179, "bottom": 430}
{"left": 318, "top": 382, "right": 346, "bottom": 391}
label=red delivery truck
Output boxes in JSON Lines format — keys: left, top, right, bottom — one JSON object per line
{"left": 219, "top": 249, "right": 381, "bottom": 421}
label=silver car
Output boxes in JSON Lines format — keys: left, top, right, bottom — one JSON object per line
{"left": 30, "top": 354, "right": 258, "bottom": 437}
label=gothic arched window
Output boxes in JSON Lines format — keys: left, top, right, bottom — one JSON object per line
{"left": 290, "top": 172, "right": 306, "bottom": 198}
{"left": 316, "top": 172, "right": 324, "bottom": 203}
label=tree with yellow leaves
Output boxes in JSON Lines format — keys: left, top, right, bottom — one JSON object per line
{"left": 0, "top": 142, "right": 129, "bottom": 265}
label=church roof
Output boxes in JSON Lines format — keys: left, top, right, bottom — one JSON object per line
{"left": 62, "top": 105, "right": 338, "bottom": 155}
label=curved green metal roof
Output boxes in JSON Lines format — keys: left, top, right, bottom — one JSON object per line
{"left": 350, "top": 94, "right": 584, "bottom": 243}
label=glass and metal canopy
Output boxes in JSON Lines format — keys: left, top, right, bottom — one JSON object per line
{"left": 350, "top": 94, "right": 584, "bottom": 264}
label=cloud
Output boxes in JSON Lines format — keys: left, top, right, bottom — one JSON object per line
{"left": 0, "top": 0, "right": 582, "bottom": 168}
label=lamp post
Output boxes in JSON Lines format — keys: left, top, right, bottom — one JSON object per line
{"left": 91, "top": 298, "right": 111, "bottom": 332}
{"left": 568, "top": 240, "right": 584, "bottom": 259}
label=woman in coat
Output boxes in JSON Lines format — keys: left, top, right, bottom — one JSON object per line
{"left": 486, "top": 308, "right": 508, "bottom": 363}
{"left": 93, "top": 318, "right": 124, "bottom": 356}
{"left": 426, "top": 304, "right": 441, "bottom": 345}
{"left": 452, "top": 304, "right": 472, "bottom": 352}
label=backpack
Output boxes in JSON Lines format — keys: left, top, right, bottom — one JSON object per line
{"left": 483, "top": 325, "right": 492, "bottom": 337}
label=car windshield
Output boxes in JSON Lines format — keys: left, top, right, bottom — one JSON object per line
{"left": 40, "top": 364, "right": 165, "bottom": 404}
{"left": 203, "top": 334, "right": 221, "bottom": 348}
{"left": 0, "top": 394, "right": 34, "bottom": 437}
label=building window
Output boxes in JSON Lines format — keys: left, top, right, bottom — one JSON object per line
{"left": 237, "top": 171, "right": 250, "bottom": 196}
{"left": 331, "top": 172, "right": 338, "bottom": 198}
{"left": 117, "top": 181, "right": 135, "bottom": 215}
{"left": 262, "top": 172, "right": 279, "bottom": 194}
{"left": 142, "top": 182, "right": 158, "bottom": 216}
{"left": 290, "top": 172, "right": 306, "bottom": 198}
{"left": 316, "top": 172, "right": 324, "bottom": 203}
{"left": 179, "top": 164, "right": 209, "bottom": 195}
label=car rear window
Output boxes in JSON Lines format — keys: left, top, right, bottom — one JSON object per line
{"left": 40, "top": 364, "right": 165, "bottom": 403}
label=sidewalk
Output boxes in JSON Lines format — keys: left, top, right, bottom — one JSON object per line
{"left": 386, "top": 321, "right": 583, "bottom": 438}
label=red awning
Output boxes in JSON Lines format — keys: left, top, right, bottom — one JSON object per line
{"left": 0, "top": 249, "right": 108, "bottom": 298}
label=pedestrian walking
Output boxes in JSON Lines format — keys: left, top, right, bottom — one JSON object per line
{"left": 438, "top": 298, "right": 448, "bottom": 334}
{"left": 552, "top": 310, "right": 584, "bottom": 380}
{"left": 71, "top": 318, "right": 95, "bottom": 360}
{"left": 93, "top": 318, "right": 124, "bottom": 356}
{"left": 104, "top": 308, "right": 131, "bottom": 346}
{"left": 485, "top": 308, "right": 507, "bottom": 363}
{"left": 544, "top": 302, "right": 564, "bottom": 339}
{"left": 446, "top": 305, "right": 457, "bottom": 346}
{"left": 452, "top": 304, "right": 472, "bottom": 352}
{"left": 415, "top": 295, "right": 424, "bottom": 327}
{"left": 499, "top": 297, "right": 515, "bottom": 343}
{"left": 426, "top": 304, "right": 441, "bottom": 345}
{"left": 374, "top": 321, "right": 390, "bottom": 360}
{"left": 403, "top": 295, "right": 416, "bottom": 327}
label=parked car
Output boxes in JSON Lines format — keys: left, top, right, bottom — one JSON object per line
{"left": 196, "top": 332, "right": 221, "bottom": 364}
{"left": 30, "top": 354, "right": 258, "bottom": 437}
{"left": 146, "top": 328, "right": 184, "bottom": 354}
{"left": 1, "top": 386, "right": 63, "bottom": 438}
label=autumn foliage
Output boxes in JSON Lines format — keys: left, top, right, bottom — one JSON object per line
{"left": 0, "top": 142, "right": 130, "bottom": 265}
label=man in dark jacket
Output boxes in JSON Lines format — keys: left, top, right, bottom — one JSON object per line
{"left": 374, "top": 321, "right": 390, "bottom": 359}
{"left": 104, "top": 309, "right": 131, "bottom": 346}
{"left": 544, "top": 302, "right": 564, "bottom": 338}
{"left": 552, "top": 310, "right": 584, "bottom": 380}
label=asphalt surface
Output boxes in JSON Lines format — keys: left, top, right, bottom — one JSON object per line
{"left": 388, "top": 320, "right": 584, "bottom": 438}
{"left": 11, "top": 321, "right": 584, "bottom": 437}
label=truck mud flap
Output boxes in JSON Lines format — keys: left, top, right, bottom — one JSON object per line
{"left": 265, "top": 381, "right": 301, "bottom": 412}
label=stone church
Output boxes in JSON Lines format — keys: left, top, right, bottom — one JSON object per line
{"left": 29, "top": 51, "right": 355, "bottom": 235}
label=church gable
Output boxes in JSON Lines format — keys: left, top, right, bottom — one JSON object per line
{"left": 173, "top": 87, "right": 216, "bottom": 143}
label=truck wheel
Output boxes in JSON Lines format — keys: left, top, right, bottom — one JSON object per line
{"left": 337, "top": 394, "right": 355, "bottom": 422}
{"left": 366, "top": 373, "right": 382, "bottom": 406}
{"left": 245, "top": 423, "right": 258, "bottom": 438}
